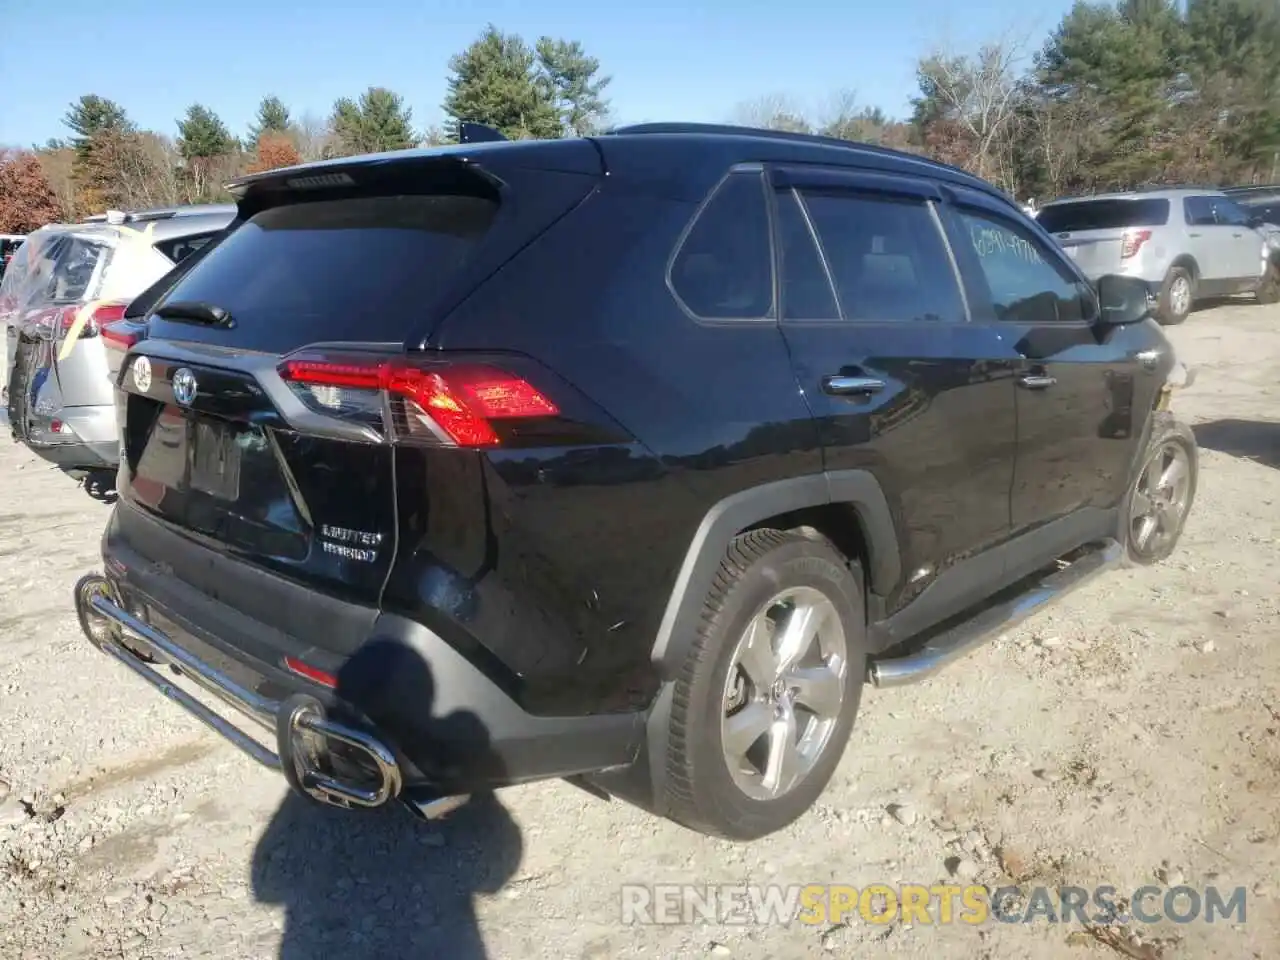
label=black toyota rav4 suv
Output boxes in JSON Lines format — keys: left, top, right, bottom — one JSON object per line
{"left": 75, "top": 123, "right": 1198, "bottom": 841}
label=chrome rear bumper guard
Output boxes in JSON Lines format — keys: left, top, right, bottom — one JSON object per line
{"left": 72, "top": 573, "right": 404, "bottom": 811}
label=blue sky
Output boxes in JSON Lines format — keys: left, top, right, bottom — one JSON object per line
{"left": 1, "top": 0, "right": 1077, "bottom": 148}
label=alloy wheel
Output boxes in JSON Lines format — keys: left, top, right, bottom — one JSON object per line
{"left": 1170, "top": 276, "right": 1191, "bottom": 317}
{"left": 720, "top": 586, "right": 848, "bottom": 801}
{"left": 1130, "top": 440, "right": 1193, "bottom": 557}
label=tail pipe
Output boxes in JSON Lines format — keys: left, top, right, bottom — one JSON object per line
{"left": 72, "top": 573, "right": 463, "bottom": 820}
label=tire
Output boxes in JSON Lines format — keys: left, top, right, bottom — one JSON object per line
{"left": 1119, "top": 412, "right": 1198, "bottom": 566}
{"left": 662, "top": 528, "right": 866, "bottom": 840}
{"left": 1156, "top": 266, "right": 1194, "bottom": 326}
{"left": 1256, "top": 262, "right": 1280, "bottom": 305}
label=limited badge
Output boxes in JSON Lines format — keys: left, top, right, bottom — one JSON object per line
{"left": 172, "top": 367, "right": 198, "bottom": 406}
{"left": 132, "top": 355, "right": 152, "bottom": 393}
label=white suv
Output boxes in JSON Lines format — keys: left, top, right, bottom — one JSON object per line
{"left": 2, "top": 205, "right": 235, "bottom": 488}
{"left": 1037, "top": 188, "right": 1280, "bottom": 325}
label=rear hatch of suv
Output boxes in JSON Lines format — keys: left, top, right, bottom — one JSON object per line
{"left": 1037, "top": 197, "right": 1171, "bottom": 278}
{"left": 2, "top": 223, "right": 176, "bottom": 441}
{"left": 111, "top": 142, "right": 607, "bottom": 663}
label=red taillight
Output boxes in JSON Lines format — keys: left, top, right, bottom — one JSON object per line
{"left": 31, "top": 301, "right": 130, "bottom": 341}
{"left": 282, "top": 655, "right": 338, "bottom": 689}
{"left": 279, "top": 357, "right": 561, "bottom": 448}
{"left": 101, "top": 321, "right": 143, "bottom": 350}
{"left": 1121, "top": 229, "right": 1152, "bottom": 260}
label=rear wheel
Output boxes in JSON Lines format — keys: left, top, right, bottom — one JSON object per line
{"left": 1120, "top": 413, "right": 1198, "bottom": 565}
{"left": 662, "top": 529, "right": 866, "bottom": 840}
{"left": 1157, "top": 267, "right": 1194, "bottom": 326}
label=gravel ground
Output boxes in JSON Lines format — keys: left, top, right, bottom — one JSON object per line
{"left": 1, "top": 301, "right": 1278, "bottom": 960}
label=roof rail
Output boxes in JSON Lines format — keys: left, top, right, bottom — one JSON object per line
{"left": 605, "top": 122, "right": 989, "bottom": 190}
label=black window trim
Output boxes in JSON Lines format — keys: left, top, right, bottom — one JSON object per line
{"left": 766, "top": 163, "right": 972, "bottom": 327}
{"left": 152, "top": 230, "right": 222, "bottom": 265}
{"left": 940, "top": 187, "right": 1099, "bottom": 328}
{"left": 665, "top": 163, "right": 778, "bottom": 326}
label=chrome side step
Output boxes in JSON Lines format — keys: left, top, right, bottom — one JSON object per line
{"left": 868, "top": 539, "right": 1123, "bottom": 687}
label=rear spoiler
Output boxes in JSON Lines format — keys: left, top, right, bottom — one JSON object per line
{"left": 224, "top": 136, "right": 602, "bottom": 218}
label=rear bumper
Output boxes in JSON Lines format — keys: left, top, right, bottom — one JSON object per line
{"left": 74, "top": 575, "right": 410, "bottom": 812}
{"left": 27, "top": 437, "right": 117, "bottom": 471}
{"left": 19, "top": 403, "right": 118, "bottom": 471}
{"left": 77, "top": 512, "right": 646, "bottom": 811}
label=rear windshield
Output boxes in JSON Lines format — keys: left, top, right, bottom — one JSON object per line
{"left": 150, "top": 195, "right": 497, "bottom": 353}
{"left": 0, "top": 231, "right": 108, "bottom": 310}
{"left": 1037, "top": 199, "right": 1171, "bottom": 233}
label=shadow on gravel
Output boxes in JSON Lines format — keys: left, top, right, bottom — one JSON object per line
{"left": 1193, "top": 418, "right": 1280, "bottom": 470}
{"left": 251, "top": 637, "right": 522, "bottom": 960}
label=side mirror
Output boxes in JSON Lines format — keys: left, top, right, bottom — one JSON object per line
{"left": 1095, "top": 274, "right": 1155, "bottom": 326}
{"left": 1248, "top": 215, "right": 1267, "bottom": 229}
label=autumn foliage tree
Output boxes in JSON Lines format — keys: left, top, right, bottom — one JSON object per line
{"left": 0, "top": 150, "right": 64, "bottom": 233}
{"left": 247, "top": 133, "right": 301, "bottom": 173}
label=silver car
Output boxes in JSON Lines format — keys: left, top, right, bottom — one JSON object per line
{"left": 1036, "top": 188, "right": 1280, "bottom": 325}
{"left": 2, "top": 204, "right": 235, "bottom": 485}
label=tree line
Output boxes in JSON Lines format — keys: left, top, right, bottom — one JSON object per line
{"left": 2, "top": 1, "right": 1278, "bottom": 234}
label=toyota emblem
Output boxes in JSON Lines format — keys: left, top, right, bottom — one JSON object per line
{"left": 132, "top": 355, "right": 152, "bottom": 393}
{"left": 172, "top": 367, "right": 198, "bottom": 406}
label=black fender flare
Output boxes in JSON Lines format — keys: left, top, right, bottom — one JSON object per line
{"left": 648, "top": 469, "right": 900, "bottom": 680}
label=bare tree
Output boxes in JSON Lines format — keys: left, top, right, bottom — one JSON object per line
{"left": 1024, "top": 90, "right": 1099, "bottom": 198}
{"left": 731, "top": 93, "right": 812, "bottom": 133}
{"left": 294, "top": 111, "right": 335, "bottom": 162}
{"left": 36, "top": 146, "right": 77, "bottom": 220}
{"left": 81, "top": 130, "right": 183, "bottom": 211}
{"left": 917, "top": 36, "right": 1026, "bottom": 190}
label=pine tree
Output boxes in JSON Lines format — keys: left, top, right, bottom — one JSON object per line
{"left": 330, "top": 88, "right": 414, "bottom": 155}
{"left": 247, "top": 96, "right": 293, "bottom": 144}
{"left": 176, "top": 104, "right": 237, "bottom": 161}
{"left": 63, "top": 95, "right": 133, "bottom": 161}
{"left": 535, "top": 38, "right": 612, "bottom": 135}
{"left": 443, "top": 26, "right": 561, "bottom": 140}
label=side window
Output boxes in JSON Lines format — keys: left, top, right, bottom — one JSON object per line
{"left": 955, "top": 208, "right": 1093, "bottom": 323}
{"left": 800, "top": 191, "right": 964, "bottom": 322}
{"left": 1211, "top": 198, "right": 1250, "bottom": 227}
{"left": 154, "top": 232, "right": 218, "bottom": 265}
{"left": 670, "top": 173, "right": 773, "bottom": 320}
{"left": 774, "top": 189, "right": 838, "bottom": 320}
{"left": 1184, "top": 197, "right": 1216, "bottom": 226}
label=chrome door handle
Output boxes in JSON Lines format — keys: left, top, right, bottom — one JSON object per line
{"left": 1018, "top": 374, "right": 1057, "bottom": 390}
{"left": 822, "top": 375, "right": 885, "bottom": 396}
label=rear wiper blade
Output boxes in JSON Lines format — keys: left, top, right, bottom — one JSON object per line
{"left": 153, "top": 300, "right": 235, "bottom": 328}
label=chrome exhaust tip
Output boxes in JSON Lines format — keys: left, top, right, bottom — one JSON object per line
{"left": 276, "top": 694, "right": 403, "bottom": 810}
{"left": 72, "top": 573, "right": 122, "bottom": 649}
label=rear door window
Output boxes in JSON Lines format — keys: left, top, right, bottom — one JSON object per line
{"left": 670, "top": 172, "right": 774, "bottom": 321}
{"left": 799, "top": 191, "right": 965, "bottom": 323}
{"left": 774, "top": 189, "right": 838, "bottom": 320}
{"left": 150, "top": 194, "right": 498, "bottom": 353}
{"left": 1037, "top": 199, "right": 1170, "bottom": 233}
{"left": 1184, "top": 196, "right": 1218, "bottom": 227}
